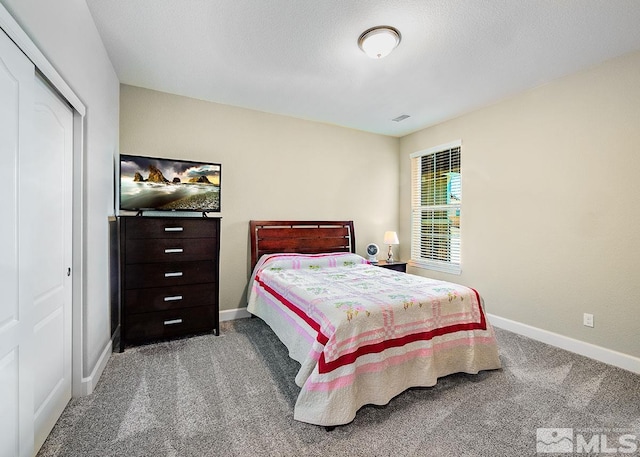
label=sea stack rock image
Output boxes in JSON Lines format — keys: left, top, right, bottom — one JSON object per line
{"left": 147, "top": 165, "right": 169, "bottom": 183}
{"left": 189, "top": 175, "right": 211, "bottom": 184}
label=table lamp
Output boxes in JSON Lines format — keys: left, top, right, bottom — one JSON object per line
{"left": 383, "top": 231, "right": 399, "bottom": 263}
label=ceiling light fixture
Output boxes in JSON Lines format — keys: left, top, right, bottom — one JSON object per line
{"left": 358, "top": 26, "right": 401, "bottom": 59}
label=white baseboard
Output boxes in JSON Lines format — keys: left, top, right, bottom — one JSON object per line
{"left": 79, "top": 339, "right": 113, "bottom": 396}
{"left": 487, "top": 313, "right": 640, "bottom": 374}
{"left": 220, "top": 307, "right": 251, "bottom": 321}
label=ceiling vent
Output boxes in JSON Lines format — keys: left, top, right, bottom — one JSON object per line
{"left": 392, "top": 114, "right": 410, "bottom": 122}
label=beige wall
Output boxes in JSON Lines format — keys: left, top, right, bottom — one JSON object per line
{"left": 400, "top": 50, "right": 640, "bottom": 359}
{"left": 120, "top": 85, "right": 400, "bottom": 311}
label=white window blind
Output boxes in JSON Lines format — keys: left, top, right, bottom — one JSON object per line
{"left": 410, "top": 141, "right": 462, "bottom": 274}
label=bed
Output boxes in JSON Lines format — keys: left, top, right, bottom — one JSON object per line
{"left": 247, "top": 220, "right": 501, "bottom": 427}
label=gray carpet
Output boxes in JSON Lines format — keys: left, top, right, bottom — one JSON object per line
{"left": 38, "top": 318, "right": 640, "bottom": 456}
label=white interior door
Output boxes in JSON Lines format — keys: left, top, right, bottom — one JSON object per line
{"left": 0, "top": 26, "right": 35, "bottom": 457}
{"left": 28, "top": 74, "right": 73, "bottom": 452}
{"left": 0, "top": 28, "right": 73, "bottom": 457}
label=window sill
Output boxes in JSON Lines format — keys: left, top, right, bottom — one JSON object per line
{"left": 409, "top": 260, "right": 461, "bottom": 275}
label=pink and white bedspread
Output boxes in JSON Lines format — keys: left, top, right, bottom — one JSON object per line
{"left": 247, "top": 252, "right": 501, "bottom": 426}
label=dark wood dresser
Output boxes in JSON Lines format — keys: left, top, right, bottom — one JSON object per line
{"left": 115, "top": 216, "right": 220, "bottom": 351}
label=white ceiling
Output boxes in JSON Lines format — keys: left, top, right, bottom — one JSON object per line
{"left": 86, "top": 0, "right": 640, "bottom": 137}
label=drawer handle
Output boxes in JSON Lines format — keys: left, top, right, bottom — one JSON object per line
{"left": 164, "top": 227, "right": 184, "bottom": 232}
{"left": 164, "top": 319, "right": 183, "bottom": 326}
{"left": 164, "top": 295, "right": 183, "bottom": 302}
{"left": 164, "top": 272, "right": 183, "bottom": 278}
{"left": 164, "top": 248, "right": 184, "bottom": 254}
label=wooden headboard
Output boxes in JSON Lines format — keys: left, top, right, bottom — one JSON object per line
{"left": 249, "top": 220, "right": 356, "bottom": 269}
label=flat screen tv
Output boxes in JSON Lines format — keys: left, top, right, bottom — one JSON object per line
{"left": 119, "top": 154, "right": 221, "bottom": 213}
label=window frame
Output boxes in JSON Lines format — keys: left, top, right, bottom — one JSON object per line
{"left": 409, "top": 140, "right": 462, "bottom": 275}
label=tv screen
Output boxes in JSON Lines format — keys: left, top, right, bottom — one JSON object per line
{"left": 119, "top": 154, "right": 221, "bottom": 212}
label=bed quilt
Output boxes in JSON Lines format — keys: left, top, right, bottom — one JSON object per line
{"left": 247, "top": 252, "right": 501, "bottom": 426}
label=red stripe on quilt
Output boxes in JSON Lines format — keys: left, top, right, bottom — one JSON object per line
{"left": 472, "top": 287, "right": 487, "bottom": 329}
{"left": 318, "top": 312, "right": 487, "bottom": 374}
{"left": 255, "top": 274, "right": 330, "bottom": 345}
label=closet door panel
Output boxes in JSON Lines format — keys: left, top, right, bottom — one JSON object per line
{"left": 0, "top": 30, "right": 19, "bottom": 331}
{"left": 28, "top": 75, "right": 73, "bottom": 452}
{"left": 0, "top": 28, "right": 36, "bottom": 457}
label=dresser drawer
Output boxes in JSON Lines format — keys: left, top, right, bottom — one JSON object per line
{"left": 124, "top": 217, "right": 218, "bottom": 240}
{"left": 125, "top": 260, "right": 215, "bottom": 289}
{"left": 125, "top": 237, "right": 217, "bottom": 264}
{"left": 124, "top": 283, "right": 217, "bottom": 315}
{"left": 124, "top": 306, "right": 216, "bottom": 342}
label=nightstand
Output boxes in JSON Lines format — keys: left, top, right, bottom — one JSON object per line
{"left": 374, "top": 260, "right": 407, "bottom": 273}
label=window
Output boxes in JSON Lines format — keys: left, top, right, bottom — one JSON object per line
{"left": 410, "top": 140, "right": 462, "bottom": 274}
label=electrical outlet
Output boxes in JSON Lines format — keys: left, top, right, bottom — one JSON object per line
{"left": 583, "top": 313, "right": 594, "bottom": 328}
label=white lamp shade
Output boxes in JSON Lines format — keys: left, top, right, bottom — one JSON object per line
{"left": 358, "top": 26, "right": 401, "bottom": 59}
{"left": 383, "top": 231, "right": 399, "bottom": 245}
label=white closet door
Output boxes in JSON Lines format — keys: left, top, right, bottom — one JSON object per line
{"left": 0, "top": 28, "right": 73, "bottom": 457}
{"left": 0, "top": 27, "right": 36, "bottom": 457}
{"left": 28, "top": 75, "right": 73, "bottom": 452}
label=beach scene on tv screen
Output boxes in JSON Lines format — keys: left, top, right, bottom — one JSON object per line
{"left": 120, "top": 155, "right": 221, "bottom": 211}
